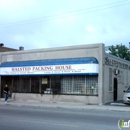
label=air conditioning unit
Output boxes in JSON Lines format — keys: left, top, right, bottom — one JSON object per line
{"left": 114, "top": 69, "right": 119, "bottom": 75}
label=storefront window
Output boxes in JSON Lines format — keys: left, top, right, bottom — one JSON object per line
{"left": 51, "top": 76, "right": 61, "bottom": 94}
{"left": 61, "top": 76, "right": 72, "bottom": 94}
{"left": 12, "top": 76, "right": 20, "bottom": 92}
{"left": 61, "top": 75, "right": 98, "bottom": 95}
{"left": 21, "top": 76, "right": 31, "bottom": 93}
{"left": 61, "top": 76, "right": 86, "bottom": 95}
{"left": 2, "top": 75, "right": 98, "bottom": 96}
{"left": 86, "top": 76, "right": 98, "bottom": 95}
{"left": 31, "top": 76, "right": 40, "bottom": 93}
{"left": 41, "top": 76, "right": 50, "bottom": 94}
{"left": 73, "top": 76, "right": 85, "bottom": 94}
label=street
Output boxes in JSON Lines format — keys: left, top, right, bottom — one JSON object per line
{"left": 0, "top": 104, "right": 129, "bottom": 130}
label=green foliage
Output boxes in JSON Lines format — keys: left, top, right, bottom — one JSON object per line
{"left": 109, "top": 44, "right": 130, "bottom": 61}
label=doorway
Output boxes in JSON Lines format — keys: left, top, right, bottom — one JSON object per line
{"left": 113, "top": 78, "right": 117, "bottom": 101}
{"left": 41, "top": 76, "right": 50, "bottom": 94}
{"left": 1, "top": 76, "right": 12, "bottom": 98}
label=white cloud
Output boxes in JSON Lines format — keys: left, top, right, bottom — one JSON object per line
{"left": 0, "top": 0, "right": 130, "bottom": 50}
{"left": 0, "top": 0, "right": 37, "bottom": 23}
{"left": 54, "top": 12, "right": 77, "bottom": 24}
{"left": 86, "top": 25, "right": 96, "bottom": 33}
{"left": 0, "top": 0, "right": 36, "bottom": 12}
{"left": 13, "top": 34, "right": 25, "bottom": 42}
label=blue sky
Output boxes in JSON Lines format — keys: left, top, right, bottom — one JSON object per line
{"left": 0, "top": 0, "right": 130, "bottom": 50}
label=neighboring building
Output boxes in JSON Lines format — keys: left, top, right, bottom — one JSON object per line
{"left": 0, "top": 43, "right": 130, "bottom": 105}
{"left": 0, "top": 43, "right": 18, "bottom": 52}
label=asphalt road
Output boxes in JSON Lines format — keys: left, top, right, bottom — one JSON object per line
{"left": 0, "top": 104, "right": 129, "bottom": 130}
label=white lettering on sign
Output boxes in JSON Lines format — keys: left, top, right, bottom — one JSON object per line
{"left": 32, "top": 66, "right": 53, "bottom": 71}
{"left": 12, "top": 67, "right": 31, "bottom": 71}
{"left": 55, "top": 65, "right": 71, "bottom": 70}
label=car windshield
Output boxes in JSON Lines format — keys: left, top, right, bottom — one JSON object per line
{"left": 126, "top": 87, "right": 130, "bottom": 93}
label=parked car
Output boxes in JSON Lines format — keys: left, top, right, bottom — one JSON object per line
{"left": 123, "top": 87, "right": 130, "bottom": 104}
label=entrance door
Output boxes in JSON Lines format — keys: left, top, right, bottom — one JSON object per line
{"left": 51, "top": 76, "right": 61, "bottom": 94}
{"left": 41, "top": 76, "right": 50, "bottom": 94}
{"left": 1, "top": 77, "right": 12, "bottom": 98}
{"left": 113, "top": 78, "right": 117, "bottom": 101}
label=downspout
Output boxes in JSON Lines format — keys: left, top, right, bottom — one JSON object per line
{"left": 98, "top": 44, "right": 105, "bottom": 105}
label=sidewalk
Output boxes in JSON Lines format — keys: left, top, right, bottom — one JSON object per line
{"left": 0, "top": 98, "right": 130, "bottom": 112}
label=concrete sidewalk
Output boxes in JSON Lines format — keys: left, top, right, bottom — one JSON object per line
{"left": 0, "top": 98, "right": 130, "bottom": 112}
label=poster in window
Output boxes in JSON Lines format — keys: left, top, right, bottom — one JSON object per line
{"left": 42, "top": 78, "right": 48, "bottom": 84}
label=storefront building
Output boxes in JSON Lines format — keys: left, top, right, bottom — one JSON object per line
{"left": 0, "top": 43, "right": 130, "bottom": 105}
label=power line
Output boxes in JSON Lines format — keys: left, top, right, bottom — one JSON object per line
{"left": 1, "top": 0, "right": 127, "bottom": 25}
{"left": 0, "top": 0, "right": 129, "bottom": 28}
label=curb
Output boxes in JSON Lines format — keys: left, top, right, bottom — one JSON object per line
{"left": 110, "top": 103, "right": 126, "bottom": 106}
{"left": 0, "top": 102, "right": 129, "bottom": 112}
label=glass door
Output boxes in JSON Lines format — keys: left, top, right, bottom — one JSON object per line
{"left": 41, "top": 76, "right": 50, "bottom": 94}
{"left": 1, "top": 76, "right": 12, "bottom": 98}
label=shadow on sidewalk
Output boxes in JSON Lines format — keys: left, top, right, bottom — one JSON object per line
{"left": 105, "top": 100, "right": 123, "bottom": 105}
{"left": 105, "top": 100, "right": 130, "bottom": 107}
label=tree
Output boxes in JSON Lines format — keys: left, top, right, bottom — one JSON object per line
{"left": 109, "top": 44, "right": 130, "bottom": 61}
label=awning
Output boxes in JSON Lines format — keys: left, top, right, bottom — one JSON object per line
{"left": 0, "top": 57, "right": 99, "bottom": 76}
{"left": 0, "top": 57, "right": 98, "bottom": 67}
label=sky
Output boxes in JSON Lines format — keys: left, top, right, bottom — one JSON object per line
{"left": 0, "top": 0, "right": 130, "bottom": 50}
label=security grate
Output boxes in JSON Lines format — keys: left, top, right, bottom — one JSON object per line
{"left": 86, "top": 76, "right": 98, "bottom": 95}
{"left": 61, "top": 75, "right": 98, "bottom": 95}
{"left": 73, "top": 76, "right": 85, "bottom": 94}
{"left": 61, "top": 76, "right": 72, "bottom": 94}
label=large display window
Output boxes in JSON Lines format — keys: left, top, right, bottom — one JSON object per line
{"left": 1, "top": 75, "right": 98, "bottom": 97}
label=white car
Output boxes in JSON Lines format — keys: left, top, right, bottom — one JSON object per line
{"left": 123, "top": 87, "right": 130, "bottom": 104}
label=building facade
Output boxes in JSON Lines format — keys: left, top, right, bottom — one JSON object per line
{"left": 0, "top": 43, "right": 129, "bottom": 105}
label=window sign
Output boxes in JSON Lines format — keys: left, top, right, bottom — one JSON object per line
{"left": 42, "top": 78, "right": 48, "bottom": 84}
